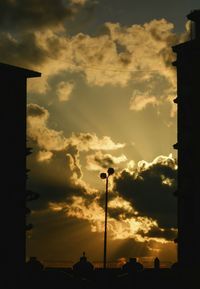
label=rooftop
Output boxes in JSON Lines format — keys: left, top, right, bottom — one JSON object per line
{"left": 0, "top": 62, "right": 41, "bottom": 78}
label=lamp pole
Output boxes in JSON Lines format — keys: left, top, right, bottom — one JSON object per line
{"left": 100, "top": 168, "right": 115, "bottom": 270}
{"left": 104, "top": 176, "right": 108, "bottom": 270}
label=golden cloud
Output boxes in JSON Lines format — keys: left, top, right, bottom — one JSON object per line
{"left": 37, "top": 150, "right": 53, "bottom": 162}
{"left": 69, "top": 132, "right": 125, "bottom": 151}
{"left": 70, "top": 0, "right": 88, "bottom": 5}
{"left": 56, "top": 80, "right": 75, "bottom": 102}
{"left": 29, "top": 18, "right": 185, "bottom": 115}
{"left": 0, "top": 14, "right": 188, "bottom": 117}
{"left": 137, "top": 153, "right": 177, "bottom": 172}
{"left": 48, "top": 194, "right": 171, "bottom": 244}
{"left": 27, "top": 104, "right": 125, "bottom": 153}
{"left": 130, "top": 92, "right": 159, "bottom": 111}
{"left": 27, "top": 104, "right": 68, "bottom": 151}
{"left": 1, "top": 19, "right": 180, "bottom": 85}
{"left": 86, "top": 151, "right": 127, "bottom": 171}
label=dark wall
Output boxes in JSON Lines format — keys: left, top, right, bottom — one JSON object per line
{"left": 1, "top": 72, "right": 26, "bottom": 288}
{"left": 175, "top": 42, "right": 200, "bottom": 268}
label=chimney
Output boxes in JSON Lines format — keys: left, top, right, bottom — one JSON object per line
{"left": 187, "top": 10, "right": 200, "bottom": 40}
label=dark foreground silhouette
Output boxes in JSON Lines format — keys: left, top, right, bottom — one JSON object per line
{"left": 23, "top": 255, "right": 200, "bottom": 289}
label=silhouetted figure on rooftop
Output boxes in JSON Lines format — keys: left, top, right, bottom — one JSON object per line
{"left": 122, "top": 257, "right": 143, "bottom": 273}
{"left": 154, "top": 257, "right": 160, "bottom": 270}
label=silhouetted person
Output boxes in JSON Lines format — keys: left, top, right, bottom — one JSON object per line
{"left": 154, "top": 257, "right": 160, "bottom": 270}
{"left": 122, "top": 257, "right": 143, "bottom": 273}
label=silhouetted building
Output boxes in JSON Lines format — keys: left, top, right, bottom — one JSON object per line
{"left": 172, "top": 10, "right": 200, "bottom": 269}
{"left": 73, "top": 252, "right": 94, "bottom": 275}
{"left": 171, "top": 262, "right": 179, "bottom": 271}
{"left": 26, "top": 256, "right": 44, "bottom": 274}
{"left": 122, "top": 257, "right": 143, "bottom": 273}
{"left": 0, "top": 63, "right": 41, "bottom": 288}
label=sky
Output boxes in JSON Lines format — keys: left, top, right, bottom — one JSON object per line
{"left": 0, "top": 0, "right": 199, "bottom": 267}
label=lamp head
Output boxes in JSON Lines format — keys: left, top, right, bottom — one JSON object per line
{"left": 100, "top": 173, "right": 107, "bottom": 179}
{"left": 107, "top": 167, "right": 115, "bottom": 176}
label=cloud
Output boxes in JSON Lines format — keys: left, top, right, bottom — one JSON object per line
{"left": 27, "top": 103, "right": 49, "bottom": 119}
{"left": 27, "top": 103, "right": 177, "bottom": 249}
{"left": 30, "top": 149, "right": 177, "bottom": 257}
{"left": 86, "top": 151, "right": 127, "bottom": 171}
{"left": 0, "top": 14, "right": 188, "bottom": 118}
{"left": 47, "top": 181, "right": 175, "bottom": 243}
{"left": 37, "top": 150, "right": 53, "bottom": 162}
{"left": 114, "top": 154, "right": 177, "bottom": 229}
{"left": 110, "top": 238, "right": 150, "bottom": 260}
{"left": 0, "top": 1, "right": 89, "bottom": 93}
{"left": 137, "top": 153, "right": 177, "bottom": 171}
{"left": 0, "top": 30, "right": 47, "bottom": 67}
{"left": 70, "top": 133, "right": 125, "bottom": 151}
{"left": 71, "top": 18, "right": 183, "bottom": 116}
{"left": 130, "top": 91, "right": 159, "bottom": 111}
{"left": 143, "top": 226, "right": 177, "bottom": 241}
{"left": 65, "top": 144, "right": 87, "bottom": 187}
{"left": 104, "top": 19, "right": 178, "bottom": 87}
{"left": 108, "top": 196, "right": 137, "bottom": 220}
{"left": 56, "top": 80, "right": 75, "bottom": 102}
{"left": 70, "top": 0, "right": 88, "bottom": 5}
{"left": 38, "top": 151, "right": 168, "bottom": 244}
{"left": 0, "top": 17, "right": 183, "bottom": 87}
{"left": 0, "top": 28, "right": 75, "bottom": 93}
{"left": 48, "top": 195, "right": 159, "bottom": 242}
{"left": 126, "top": 160, "right": 135, "bottom": 171}
{"left": 27, "top": 104, "right": 125, "bottom": 153}
{"left": 27, "top": 147, "right": 96, "bottom": 211}
{"left": 27, "top": 104, "right": 68, "bottom": 151}
{"left": 0, "top": 0, "right": 73, "bottom": 31}
{"left": 129, "top": 74, "right": 177, "bottom": 116}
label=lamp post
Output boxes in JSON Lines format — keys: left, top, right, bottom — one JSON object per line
{"left": 100, "top": 167, "right": 115, "bottom": 270}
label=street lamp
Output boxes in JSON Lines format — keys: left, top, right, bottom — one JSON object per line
{"left": 100, "top": 167, "right": 115, "bottom": 269}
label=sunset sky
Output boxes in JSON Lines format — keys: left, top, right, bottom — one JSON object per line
{"left": 1, "top": 0, "right": 199, "bottom": 266}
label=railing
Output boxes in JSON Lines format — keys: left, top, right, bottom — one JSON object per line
{"left": 42, "top": 259, "right": 174, "bottom": 269}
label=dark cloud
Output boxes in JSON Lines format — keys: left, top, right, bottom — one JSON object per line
{"left": 86, "top": 151, "right": 127, "bottom": 171}
{"left": 0, "top": 0, "right": 83, "bottom": 68}
{"left": 66, "top": 144, "right": 83, "bottom": 179}
{"left": 0, "top": 0, "right": 72, "bottom": 31}
{"left": 114, "top": 160, "right": 177, "bottom": 229}
{"left": 28, "top": 211, "right": 150, "bottom": 263}
{"left": 0, "top": 31, "right": 47, "bottom": 68}
{"left": 27, "top": 212, "right": 103, "bottom": 262}
{"left": 27, "top": 103, "right": 48, "bottom": 118}
{"left": 27, "top": 149, "right": 92, "bottom": 211}
{"left": 94, "top": 154, "right": 115, "bottom": 168}
{"left": 108, "top": 207, "right": 135, "bottom": 220}
{"left": 97, "top": 189, "right": 116, "bottom": 209}
{"left": 139, "top": 226, "right": 177, "bottom": 241}
{"left": 110, "top": 238, "right": 150, "bottom": 260}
